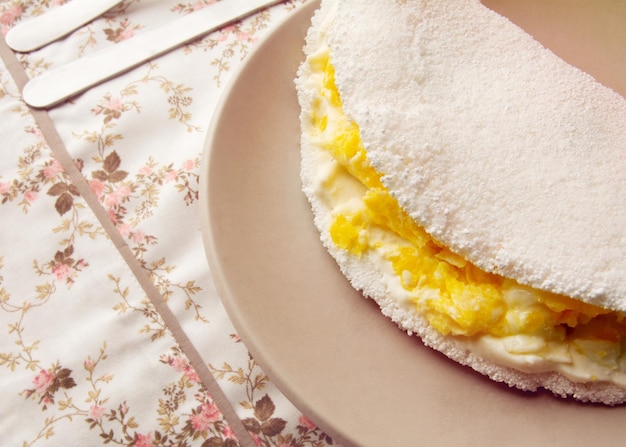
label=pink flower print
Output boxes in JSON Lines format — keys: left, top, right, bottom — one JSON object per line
{"left": 164, "top": 169, "right": 178, "bottom": 183}
{"left": 24, "top": 190, "right": 38, "bottom": 202}
{"left": 237, "top": 31, "right": 257, "bottom": 44}
{"left": 190, "top": 402, "right": 222, "bottom": 432}
{"left": 104, "top": 191, "right": 121, "bottom": 208}
{"left": 1, "top": 5, "right": 23, "bottom": 26}
{"left": 117, "top": 223, "right": 131, "bottom": 237}
{"left": 32, "top": 127, "right": 44, "bottom": 141}
{"left": 135, "top": 432, "right": 153, "bottom": 447}
{"left": 298, "top": 415, "right": 317, "bottom": 431}
{"left": 43, "top": 160, "right": 64, "bottom": 179}
{"left": 184, "top": 367, "right": 200, "bottom": 383}
{"left": 131, "top": 230, "right": 145, "bottom": 243}
{"left": 106, "top": 96, "right": 124, "bottom": 112}
{"left": 182, "top": 159, "right": 195, "bottom": 172}
{"left": 116, "top": 185, "right": 131, "bottom": 199}
{"left": 118, "top": 28, "right": 135, "bottom": 41}
{"left": 192, "top": 1, "right": 209, "bottom": 10}
{"left": 89, "top": 179, "right": 106, "bottom": 198}
{"left": 217, "top": 25, "right": 235, "bottom": 41}
{"left": 89, "top": 404, "right": 106, "bottom": 422}
{"left": 107, "top": 209, "right": 118, "bottom": 224}
{"left": 0, "top": 181, "right": 9, "bottom": 194}
{"left": 100, "top": 374, "right": 114, "bottom": 383}
{"left": 222, "top": 424, "right": 236, "bottom": 440}
{"left": 201, "top": 401, "right": 222, "bottom": 423}
{"left": 190, "top": 413, "right": 209, "bottom": 432}
{"left": 170, "top": 356, "right": 188, "bottom": 372}
{"left": 52, "top": 263, "right": 72, "bottom": 281}
{"left": 167, "top": 356, "right": 200, "bottom": 382}
{"left": 139, "top": 165, "right": 153, "bottom": 176}
{"left": 33, "top": 369, "right": 54, "bottom": 394}
{"left": 250, "top": 432, "right": 262, "bottom": 446}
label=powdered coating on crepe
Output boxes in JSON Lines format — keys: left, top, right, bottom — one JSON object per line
{"left": 326, "top": 0, "right": 626, "bottom": 310}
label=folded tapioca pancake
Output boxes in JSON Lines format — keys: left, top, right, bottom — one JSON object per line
{"left": 296, "top": 0, "right": 626, "bottom": 404}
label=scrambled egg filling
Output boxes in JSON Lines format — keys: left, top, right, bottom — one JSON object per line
{"left": 306, "top": 49, "right": 626, "bottom": 374}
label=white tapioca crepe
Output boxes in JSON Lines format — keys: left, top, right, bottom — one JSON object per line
{"left": 296, "top": 0, "right": 626, "bottom": 404}
{"left": 329, "top": 0, "right": 626, "bottom": 310}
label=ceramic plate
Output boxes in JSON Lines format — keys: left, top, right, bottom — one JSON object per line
{"left": 200, "top": 1, "right": 626, "bottom": 445}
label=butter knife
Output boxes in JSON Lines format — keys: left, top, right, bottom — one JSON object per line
{"left": 22, "top": 0, "right": 284, "bottom": 109}
{"left": 6, "top": 0, "right": 123, "bottom": 52}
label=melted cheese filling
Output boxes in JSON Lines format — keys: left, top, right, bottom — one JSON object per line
{"left": 304, "top": 46, "right": 626, "bottom": 387}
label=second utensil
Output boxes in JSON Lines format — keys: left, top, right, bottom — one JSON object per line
{"left": 22, "top": 0, "right": 285, "bottom": 109}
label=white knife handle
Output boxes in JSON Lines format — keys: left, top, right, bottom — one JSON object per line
{"left": 22, "top": 0, "right": 283, "bottom": 109}
{"left": 5, "top": 0, "right": 123, "bottom": 52}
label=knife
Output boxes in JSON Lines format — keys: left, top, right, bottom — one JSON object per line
{"left": 22, "top": 0, "right": 284, "bottom": 109}
{"left": 6, "top": 0, "right": 123, "bottom": 53}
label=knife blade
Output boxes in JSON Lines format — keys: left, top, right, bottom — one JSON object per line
{"left": 22, "top": 0, "right": 284, "bottom": 109}
{"left": 6, "top": 0, "right": 123, "bottom": 53}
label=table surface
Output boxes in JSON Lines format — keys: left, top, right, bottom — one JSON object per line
{"left": 0, "top": 1, "right": 338, "bottom": 446}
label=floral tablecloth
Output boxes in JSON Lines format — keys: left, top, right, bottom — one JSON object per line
{"left": 0, "top": 1, "right": 338, "bottom": 446}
